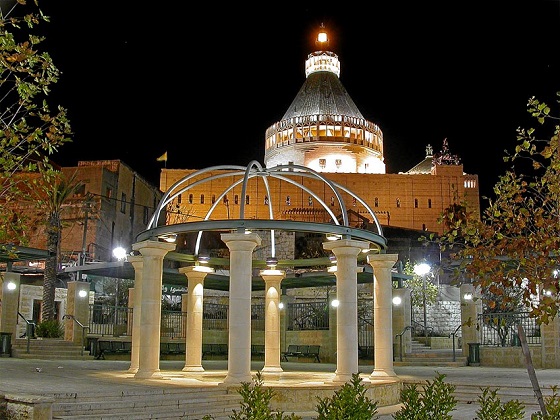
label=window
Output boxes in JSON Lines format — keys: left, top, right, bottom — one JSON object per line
{"left": 330, "top": 197, "right": 335, "bottom": 206}
{"left": 264, "top": 196, "right": 269, "bottom": 205}
{"left": 308, "top": 196, "right": 313, "bottom": 206}
{"left": 414, "top": 198, "right": 418, "bottom": 208}
{"left": 335, "top": 159, "right": 342, "bottom": 168}
{"left": 106, "top": 187, "right": 113, "bottom": 199}
{"left": 211, "top": 195, "right": 216, "bottom": 204}
{"left": 188, "top": 194, "right": 193, "bottom": 204}
{"left": 245, "top": 195, "right": 250, "bottom": 205}
{"left": 396, "top": 198, "right": 401, "bottom": 208}
{"left": 223, "top": 195, "right": 229, "bottom": 204}
{"left": 235, "top": 195, "right": 239, "bottom": 205}
{"left": 286, "top": 195, "right": 291, "bottom": 205}
{"left": 352, "top": 197, "right": 357, "bottom": 206}
{"left": 200, "top": 194, "right": 205, "bottom": 204}
{"left": 120, "top": 192, "right": 126, "bottom": 213}
{"left": 428, "top": 199, "right": 432, "bottom": 208}
{"left": 319, "top": 159, "right": 326, "bottom": 169}
{"left": 374, "top": 197, "right": 379, "bottom": 207}
{"left": 74, "top": 184, "right": 86, "bottom": 197}
{"left": 177, "top": 194, "right": 182, "bottom": 204}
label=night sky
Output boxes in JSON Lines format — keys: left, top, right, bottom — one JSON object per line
{"left": 38, "top": 1, "right": 560, "bottom": 203}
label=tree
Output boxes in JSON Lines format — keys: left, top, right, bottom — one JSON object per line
{"left": 0, "top": 0, "right": 72, "bottom": 248}
{"left": 426, "top": 92, "right": 560, "bottom": 325}
{"left": 32, "top": 168, "right": 83, "bottom": 322}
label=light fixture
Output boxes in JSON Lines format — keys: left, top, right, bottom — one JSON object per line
{"left": 331, "top": 299, "right": 339, "bottom": 308}
{"left": 266, "top": 257, "right": 278, "bottom": 269}
{"left": 392, "top": 296, "right": 402, "bottom": 305}
{"left": 160, "top": 234, "right": 177, "bottom": 243}
{"left": 328, "top": 254, "right": 337, "bottom": 264}
{"left": 278, "top": 302, "right": 284, "bottom": 309}
{"left": 7, "top": 281, "right": 16, "bottom": 291}
{"left": 413, "top": 262, "right": 431, "bottom": 276}
{"left": 326, "top": 233, "right": 341, "bottom": 241}
{"left": 197, "top": 254, "right": 210, "bottom": 265}
{"left": 112, "top": 246, "right": 127, "bottom": 261}
{"left": 463, "top": 293, "right": 473, "bottom": 301}
{"left": 78, "top": 290, "right": 88, "bottom": 298}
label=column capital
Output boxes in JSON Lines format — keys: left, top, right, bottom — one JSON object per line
{"left": 323, "top": 239, "right": 369, "bottom": 255}
{"left": 132, "top": 239, "right": 176, "bottom": 256}
{"left": 221, "top": 232, "right": 262, "bottom": 249}
{"left": 367, "top": 253, "right": 398, "bottom": 269}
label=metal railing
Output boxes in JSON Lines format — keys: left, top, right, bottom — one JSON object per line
{"left": 479, "top": 311, "right": 540, "bottom": 347}
{"left": 17, "top": 312, "right": 35, "bottom": 354}
{"left": 62, "top": 314, "right": 89, "bottom": 356}
{"left": 395, "top": 326, "right": 414, "bottom": 362}
{"left": 286, "top": 300, "right": 329, "bottom": 331}
{"left": 449, "top": 323, "right": 462, "bottom": 361}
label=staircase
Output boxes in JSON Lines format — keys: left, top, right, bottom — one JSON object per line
{"left": 51, "top": 386, "right": 243, "bottom": 419}
{"left": 10, "top": 338, "right": 95, "bottom": 360}
{"left": 394, "top": 339, "right": 468, "bottom": 367}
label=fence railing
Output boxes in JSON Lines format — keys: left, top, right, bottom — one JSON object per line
{"left": 478, "top": 311, "right": 541, "bottom": 346}
{"left": 286, "top": 300, "right": 329, "bottom": 330}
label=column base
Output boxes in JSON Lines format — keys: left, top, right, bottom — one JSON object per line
{"left": 182, "top": 365, "right": 204, "bottom": 372}
{"left": 369, "top": 368, "right": 397, "bottom": 379}
{"left": 134, "top": 369, "right": 163, "bottom": 379}
{"left": 333, "top": 373, "right": 353, "bottom": 383}
{"left": 222, "top": 373, "right": 252, "bottom": 385}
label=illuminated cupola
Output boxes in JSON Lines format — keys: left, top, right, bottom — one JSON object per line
{"left": 264, "top": 24, "right": 385, "bottom": 174}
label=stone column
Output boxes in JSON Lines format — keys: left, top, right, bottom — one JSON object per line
{"left": 221, "top": 232, "right": 261, "bottom": 384}
{"left": 128, "top": 255, "right": 143, "bottom": 373}
{"left": 460, "top": 283, "right": 481, "bottom": 358}
{"left": 180, "top": 266, "right": 214, "bottom": 372}
{"left": 392, "top": 287, "right": 412, "bottom": 360}
{"left": 260, "top": 269, "right": 285, "bottom": 374}
{"left": 64, "top": 281, "right": 90, "bottom": 345}
{"left": 368, "top": 253, "right": 399, "bottom": 379}
{"left": 132, "top": 240, "right": 176, "bottom": 379}
{"left": 324, "top": 239, "right": 368, "bottom": 383}
{"left": 541, "top": 315, "right": 560, "bottom": 368}
{"left": 0, "top": 272, "right": 20, "bottom": 337}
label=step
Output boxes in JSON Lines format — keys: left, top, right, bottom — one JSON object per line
{"left": 11, "top": 338, "right": 95, "bottom": 360}
{"left": 51, "top": 387, "right": 242, "bottom": 419}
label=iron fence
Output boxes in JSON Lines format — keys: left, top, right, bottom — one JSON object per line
{"left": 478, "top": 311, "right": 541, "bottom": 346}
{"left": 286, "top": 300, "right": 329, "bottom": 330}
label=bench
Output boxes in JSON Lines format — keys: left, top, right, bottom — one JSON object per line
{"left": 202, "top": 343, "right": 228, "bottom": 359}
{"left": 95, "top": 340, "right": 131, "bottom": 360}
{"left": 160, "top": 341, "right": 186, "bottom": 355}
{"left": 358, "top": 345, "right": 374, "bottom": 359}
{"left": 281, "top": 344, "right": 321, "bottom": 362}
{"left": 251, "top": 344, "right": 265, "bottom": 358}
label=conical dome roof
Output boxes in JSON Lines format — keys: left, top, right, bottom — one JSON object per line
{"left": 280, "top": 62, "right": 364, "bottom": 121}
{"left": 264, "top": 25, "right": 385, "bottom": 174}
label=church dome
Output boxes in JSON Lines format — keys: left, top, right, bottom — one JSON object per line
{"left": 264, "top": 25, "right": 385, "bottom": 174}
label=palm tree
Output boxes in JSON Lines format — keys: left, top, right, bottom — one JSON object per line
{"left": 35, "top": 168, "right": 84, "bottom": 322}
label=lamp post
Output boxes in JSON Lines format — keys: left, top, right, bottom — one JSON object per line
{"left": 414, "top": 262, "right": 431, "bottom": 339}
{"left": 112, "top": 246, "right": 127, "bottom": 336}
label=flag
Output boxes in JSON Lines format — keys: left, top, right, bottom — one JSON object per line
{"left": 156, "top": 151, "right": 167, "bottom": 162}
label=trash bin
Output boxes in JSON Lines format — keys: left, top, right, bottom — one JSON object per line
{"left": 468, "top": 342, "right": 480, "bottom": 366}
{"left": 0, "top": 332, "right": 12, "bottom": 357}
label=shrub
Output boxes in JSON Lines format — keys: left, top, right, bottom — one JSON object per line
{"left": 531, "top": 385, "right": 560, "bottom": 419}
{"left": 35, "top": 319, "right": 64, "bottom": 338}
{"left": 315, "top": 372, "right": 378, "bottom": 420}
{"left": 229, "top": 371, "right": 301, "bottom": 420}
{"left": 475, "top": 386, "right": 525, "bottom": 419}
{"left": 393, "top": 371, "right": 457, "bottom": 420}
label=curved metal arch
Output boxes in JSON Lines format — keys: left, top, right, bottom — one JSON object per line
{"left": 143, "top": 162, "right": 387, "bottom": 260}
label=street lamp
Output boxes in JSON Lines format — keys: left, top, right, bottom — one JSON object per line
{"left": 414, "top": 262, "right": 431, "bottom": 339}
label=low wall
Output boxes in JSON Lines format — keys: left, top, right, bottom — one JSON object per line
{"left": 480, "top": 345, "right": 541, "bottom": 368}
{"left": 0, "top": 393, "right": 54, "bottom": 419}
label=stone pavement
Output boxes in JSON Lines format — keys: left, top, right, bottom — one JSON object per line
{"left": 0, "top": 357, "right": 557, "bottom": 419}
